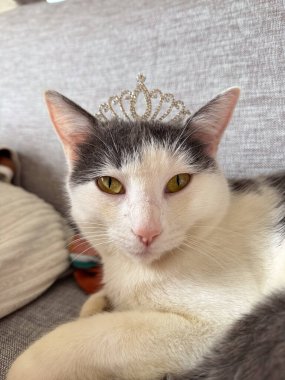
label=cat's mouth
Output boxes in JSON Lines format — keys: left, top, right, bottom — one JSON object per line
{"left": 136, "top": 246, "right": 153, "bottom": 257}
{"left": 131, "top": 243, "right": 166, "bottom": 263}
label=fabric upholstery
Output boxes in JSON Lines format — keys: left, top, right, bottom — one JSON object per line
{"left": 0, "top": 276, "right": 87, "bottom": 380}
{"left": 0, "top": 0, "right": 284, "bottom": 214}
{"left": 0, "top": 181, "right": 70, "bottom": 318}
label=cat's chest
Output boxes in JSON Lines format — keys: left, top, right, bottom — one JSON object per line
{"left": 104, "top": 274, "right": 262, "bottom": 324}
{"left": 102, "top": 213, "right": 285, "bottom": 322}
{"left": 102, "top": 249, "right": 265, "bottom": 322}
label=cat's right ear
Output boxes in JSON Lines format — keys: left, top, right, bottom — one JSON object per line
{"left": 44, "top": 91, "right": 95, "bottom": 162}
{"left": 186, "top": 87, "right": 240, "bottom": 156}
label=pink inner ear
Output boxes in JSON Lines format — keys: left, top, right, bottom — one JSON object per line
{"left": 61, "top": 136, "right": 85, "bottom": 161}
{"left": 48, "top": 108, "right": 81, "bottom": 161}
{"left": 191, "top": 129, "right": 221, "bottom": 156}
{"left": 191, "top": 87, "right": 240, "bottom": 157}
{"left": 61, "top": 130, "right": 90, "bottom": 162}
{"left": 45, "top": 92, "right": 91, "bottom": 162}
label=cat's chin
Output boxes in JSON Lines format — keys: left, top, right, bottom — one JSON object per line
{"left": 133, "top": 249, "right": 158, "bottom": 262}
{"left": 125, "top": 246, "right": 170, "bottom": 264}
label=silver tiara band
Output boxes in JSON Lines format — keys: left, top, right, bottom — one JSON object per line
{"left": 96, "top": 74, "right": 191, "bottom": 123}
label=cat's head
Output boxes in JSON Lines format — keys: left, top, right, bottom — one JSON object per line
{"left": 45, "top": 87, "right": 239, "bottom": 264}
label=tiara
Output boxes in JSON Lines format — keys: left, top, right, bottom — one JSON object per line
{"left": 95, "top": 74, "right": 191, "bottom": 123}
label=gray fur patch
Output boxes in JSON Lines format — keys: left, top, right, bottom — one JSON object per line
{"left": 266, "top": 173, "right": 285, "bottom": 202}
{"left": 266, "top": 173, "right": 285, "bottom": 237}
{"left": 229, "top": 178, "right": 260, "bottom": 193}
{"left": 71, "top": 118, "right": 216, "bottom": 185}
{"left": 165, "top": 292, "right": 285, "bottom": 380}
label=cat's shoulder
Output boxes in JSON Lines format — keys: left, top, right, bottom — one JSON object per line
{"left": 229, "top": 171, "right": 285, "bottom": 198}
{"left": 228, "top": 172, "right": 285, "bottom": 241}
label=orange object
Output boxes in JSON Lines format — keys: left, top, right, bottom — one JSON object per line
{"left": 73, "top": 266, "right": 103, "bottom": 294}
{"left": 69, "top": 233, "right": 99, "bottom": 256}
{"left": 69, "top": 234, "right": 103, "bottom": 294}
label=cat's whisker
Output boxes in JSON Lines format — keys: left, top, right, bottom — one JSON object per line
{"left": 78, "top": 233, "right": 107, "bottom": 238}
{"left": 65, "top": 238, "right": 85, "bottom": 249}
{"left": 78, "top": 227, "right": 109, "bottom": 231}
{"left": 67, "top": 234, "right": 110, "bottom": 250}
{"left": 184, "top": 236, "right": 245, "bottom": 266}
{"left": 69, "top": 248, "right": 99, "bottom": 264}
{"left": 76, "top": 220, "right": 107, "bottom": 225}
{"left": 190, "top": 224, "right": 246, "bottom": 237}
{"left": 93, "top": 240, "right": 112, "bottom": 248}
{"left": 65, "top": 234, "right": 106, "bottom": 249}
{"left": 78, "top": 221, "right": 106, "bottom": 224}
{"left": 68, "top": 238, "right": 112, "bottom": 264}
{"left": 193, "top": 222, "right": 257, "bottom": 237}
{"left": 180, "top": 241, "right": 226, "bottom": 270}
{"left": 77, "top": 219, "right": 113, "bottom": 225}
{"left": 77, "top": 232, "right": 110, "bottom": 238}
{"left": 83, "top": 231, "right": 110, "bottom": 238}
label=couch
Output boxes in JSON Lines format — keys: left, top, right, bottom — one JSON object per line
{"left": 0, "top": 0, "right": 284, "bottom": 378}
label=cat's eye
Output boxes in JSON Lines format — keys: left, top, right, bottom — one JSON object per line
{"left": 96, "top": 176, "right": 125, "bottom": 195}
{"left": 165, "top": 173, "right": 191, "bottom": 193}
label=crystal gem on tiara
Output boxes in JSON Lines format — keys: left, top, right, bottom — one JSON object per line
{"left": 95, "top": 74, "right": 191, "bottom": 123}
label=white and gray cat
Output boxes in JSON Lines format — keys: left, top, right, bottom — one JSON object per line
{"left": 7, "top": 86, "right": 285, "bottom": 380}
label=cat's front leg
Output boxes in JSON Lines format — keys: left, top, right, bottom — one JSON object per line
{"left": 7, "top": 310, "right": 216, "bottom": 380}
{"left": 79, "top": 289, "right": 111, "bottom": 317}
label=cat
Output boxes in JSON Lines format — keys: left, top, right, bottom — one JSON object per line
{"left": 166, "top": 291, "right": 285, "bottom": 380}
{"left": 7, "top": 85, "right": 285, "bottom": 380}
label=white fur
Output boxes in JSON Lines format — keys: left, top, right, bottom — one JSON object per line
{"left": 70, "top": 146, "right": 285, "bottom": 320}
{"left": 8, "top": 145, "right": 285, "bottom": 380}
{"left": 8, "top": 88, "right": 285, "bottom": 380}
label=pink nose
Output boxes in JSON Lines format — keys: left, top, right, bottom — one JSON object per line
{"left": 132, "top": 227, "right": 161, "bottom": 246}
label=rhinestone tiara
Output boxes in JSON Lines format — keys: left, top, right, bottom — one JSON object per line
{"left": 95, "top": 74, "right": 191, "bottom": 123}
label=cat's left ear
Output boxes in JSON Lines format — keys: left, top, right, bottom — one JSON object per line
{"left": 45, "top": 91, "right": 95, "bottom": 162}
{"left": 187, "top": 87, "right": 240, "bottom": 156}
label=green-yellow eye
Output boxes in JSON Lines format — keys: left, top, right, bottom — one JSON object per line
{"left": 96, "top": 176, "right": 125, "bottom": 195}
{"left": 165, "top": 173, "right": 191, "bottom": 193}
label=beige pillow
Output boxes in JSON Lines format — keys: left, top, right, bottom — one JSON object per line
{"left": 0, "top": 182, "right": 70, "bottom": 318}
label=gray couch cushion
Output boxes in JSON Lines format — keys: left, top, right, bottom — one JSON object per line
{"left": 0, "top": 0, "right": 284, "bottom": 214}
{"left": 0, "top": 276, "right": 87, "bottom": 380}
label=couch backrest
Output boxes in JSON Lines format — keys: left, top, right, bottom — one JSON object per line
{"left": 0, "top": 0, "right": 284, "bottom": 213}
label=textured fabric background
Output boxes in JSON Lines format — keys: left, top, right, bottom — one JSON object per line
{"left": 0, "top": 0, "right": 284, "bottom": 214}
{"left": 0, "top": 181, "right": 70, "bottom": 318}
{"left": 0, "top": 277, "right": 87, "bottom": 380}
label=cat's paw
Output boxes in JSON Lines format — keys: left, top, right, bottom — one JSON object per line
{"left": 79, "top": 290, "right": 111, "bottom": 318}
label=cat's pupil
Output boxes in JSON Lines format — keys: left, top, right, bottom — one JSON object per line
{"left": 176, "top": 175, "right": 180, "bottom": 187}
{"left": 108, "top": 177, "right": 112, "bottom": 188}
